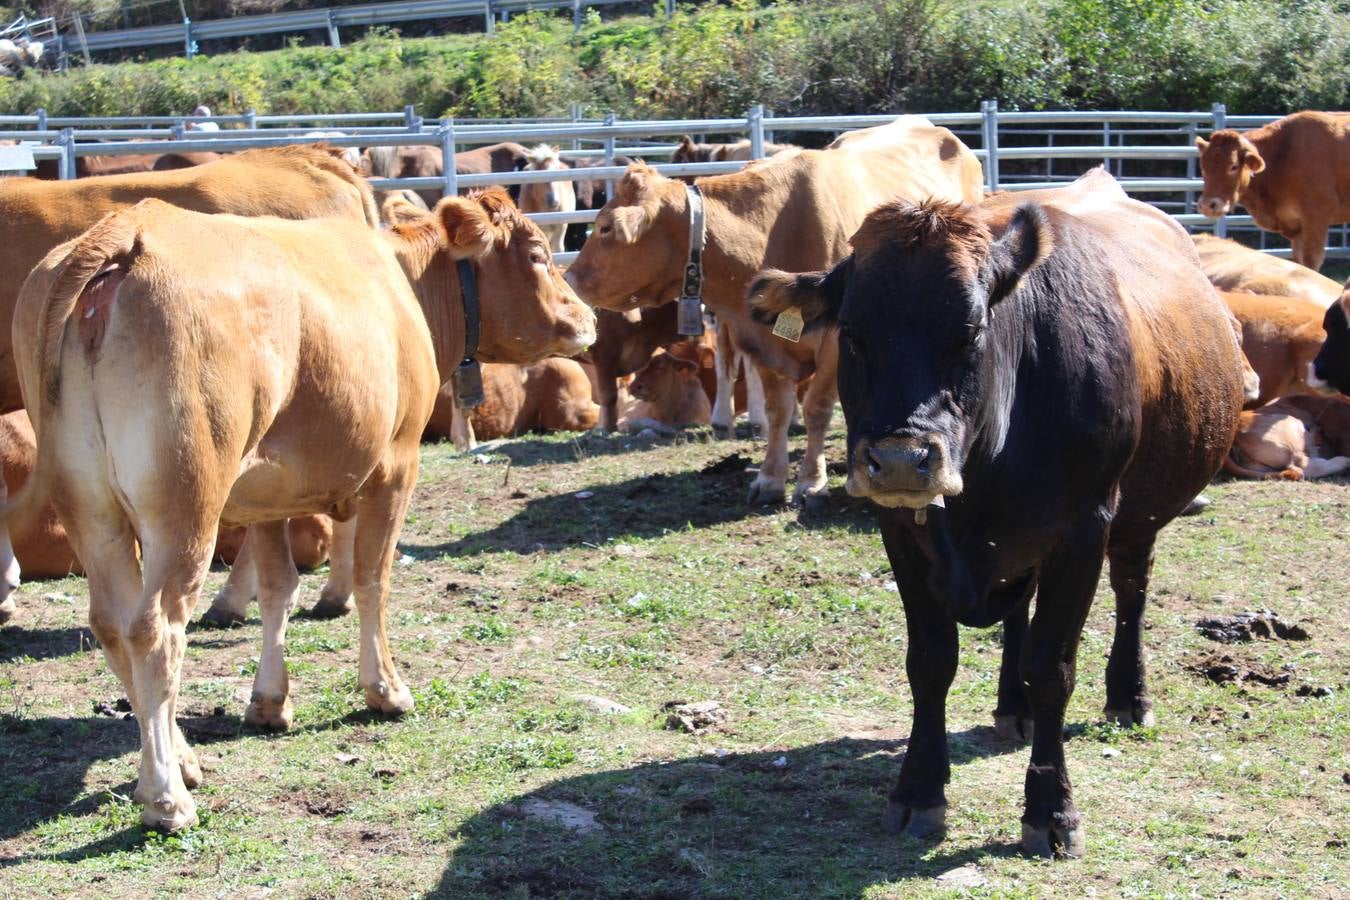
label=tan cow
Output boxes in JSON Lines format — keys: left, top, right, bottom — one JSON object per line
{"left": 5, "top": 189, "right": 593, "bottom": 830}
{"left": 565, "top": 116, "right": 984, "bottom": 507}
{"left": 424, "top": 358, "right": 599, "bottom": 442}
{"left": 518, "top": 145, "right": 577, "bottom": 253}
{"left": 1196, "top": 111, "right": 1350, "bottom": 271}
{"left": 0, "top": 145, "right": 380, "bottom": 613}
{"left": 361, "top": 142, "right": 529, "bottom": 207}
{"left": 1224, "top": 394, "right": 1350, "bottom": 480}
{"left": 1191, "top": 234, "right": 1341, "bottom": 307}
{"left": 1220, "top": 290, "right": 1327, "bottom": 405}
{"left": 626, "top": 350, "right": 713, "bottom": 430}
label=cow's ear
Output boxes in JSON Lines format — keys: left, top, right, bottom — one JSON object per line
{"left": 436, "top": 196, "right": 494, "bottom": 258}
{"left": 748, "top": 258, "right": 852, "bottom": 331}
{"left": 382, "top": 194, "right": 426, "bottom": 225}
{"left": 672, "top": 356, "right": 700, "bottom": 376}
{"left": 475, "top": 187, "right": 516, "bottom": 226}
{"left": 1240, "top": 138, "right": 1266, "bottom": 174}
{"left": 677, "top": 135, "right": 696, "bottom": 155}
{"left": 1195, "top": 136, "right": 1209, "bottom": 153}
{"left": 985, "top": 203, "right": 1054, "bottom": 306}
{"left": 611, "top": 205, "right": 653, "bottom": 244}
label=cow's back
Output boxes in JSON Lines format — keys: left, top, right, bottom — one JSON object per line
{"left": 1192, "top": 233, "right": 1340, "bottom": 308}
{"left": 989, "top": 170, "right": 1243, "bottom": 534}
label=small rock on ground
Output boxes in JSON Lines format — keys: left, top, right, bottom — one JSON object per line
{"left": 515, "top": 799, "right": 602, "bottom": 834}
{"left": 935, "top": 865, "right": 989, "bottom": 888}
{"left": 575, "top": 694, "right": 632, "bottom": 715}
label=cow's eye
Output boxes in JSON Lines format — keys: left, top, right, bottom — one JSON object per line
{"left": 530, "top": 247, "right": 549, "bottom": 265}
{"left": 1229, "top": 163, "right": 1239, "bottom": 173}
{"left": 598, "top": 223, "right": 613, "bottom": 237}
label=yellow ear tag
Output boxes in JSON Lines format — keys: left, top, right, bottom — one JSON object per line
{"left": 772, "top": 307, "right": 804, "bottom": 343}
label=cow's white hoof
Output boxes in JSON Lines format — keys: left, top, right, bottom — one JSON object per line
{"left": 993, "top": 713, "right": 1034, "bottom": 742}
{"left": 198, "top": 603, "right": 246, "bottom": 629}
{"left": 746, "top": 477, "right": 786, "bottom": 506}
{"left": 245, "top": 694, "right": 294, "bottom": 732}
{"left": 0, "top": 596, "right": 15, "bottom": 625}
{"left": 1104, "top": 706, "right": 1155, "bottom": 728}
{"left": 140, "top": 793, "right": 198, "bottom": 832}
{"left": 1022, "top": 821, "right": 1085, "bottom": 859}
{"left": 365, "top": 680, "right": 414, "bottom": 718}
{"left": 309, "top": 592, "right": 354, "bottom": 619}
{"left": 882, "top": 801, "right": 946, "bottom": 838}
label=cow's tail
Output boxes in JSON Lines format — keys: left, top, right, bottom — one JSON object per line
{"left": 0, "top": 210, "right": 141, "bottom": 531}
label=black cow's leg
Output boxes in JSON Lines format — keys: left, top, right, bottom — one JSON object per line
{"left": 993, "top": 589, "right": 1034, "bottom": 741}
{"left": 880, "top": 520, "right": 958, "bottom": 839}
{"left": 1104, "top": 537, "right": 1157, "bottom": 727}
{"left": 1019, "top": 513, "right": 1109, "bottom": 858}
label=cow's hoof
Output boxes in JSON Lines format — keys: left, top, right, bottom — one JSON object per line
{"left": 198, "top": 604, "right": 246, "bottom": 629}
{"left": 881, "top": 801, "right": 946, "bottom": 838}
{"left": 712, "top": 423, "right": 733, "bottom": 440}
{"left": 179, "top": 747, "right": 203, "bottom": 790}
{"left": 746, "top": 478, "right": 786, "bottom": 506}
{"left": 365, "top": 680, "right": 414, "bottom": 718}
{"left": 140, "top": 793, "right": 198, "bottom": 833}
{"left": 1022, "top": 821, "right": 1085, "bottom": 859}
{"left": 1180, "top": 494, "right": 1212, "bottom": 516}
{"left": 0, "top": 597, "right": 15, "bottom": 625}
{"left": 244, "top": 694, "right": 294, "bottom": 732}
{"left": 1104, "top": 706, "right": 1155, "bottom": 729}
{"left": 309, "top": 593, "right": 354, "bottom": 619}
{"left": 993, "top": 713, "right": 1034, "bottom": 742}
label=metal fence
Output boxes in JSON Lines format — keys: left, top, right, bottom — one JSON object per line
{"left": 52, "top": 0, "right": 676, "bottom": 62}
{"left": 3, "top": 101, "right": 1345, "bottom": 266}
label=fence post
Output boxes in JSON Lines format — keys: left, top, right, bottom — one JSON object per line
{"left": 980, "top": 99, "right": 999, "bottom": 192}
{"left": 58, "top": 128, "right": 75, "bottom": 180}
{"left": 603, "top": 110, "right": 616, "bottom": 201}
{"left": 246, "top": 108, "right": 257, "bottom": 130}
{"left": 484, "top": 1, "right": 494, "bottom": 34}
{"left": 404, "top": 104, "right": 419, "bottom": 131}
{"left": 441, "top": 121, "right": 459, "bottom": 198}
{"left": 748, "top": 104, "right": 765, "bottom": 159}
{"left": 172, "top": 120, "right": 186, "bottom": 141}
{"left": 327, "top": 11, "right": 340, "bottom": 48}
{"left": 573, "top": 0, "right": 582, "bottom": 32}
{"left": 1211, "top": 102, "right": 1227, "bottom": 238}
{"left": 569, "top": 101, "right": 582, "bottom": 152}
{"left": 1185, "top": 120, "right": 1197, "bottom": 219}
{"left": 666, "top": 0, "right": 675, "bottom": 15}
{"left": 36, "top": 108, "right": 47, "bottom": 133}
{"left": 184, "top": 18, "right": 196, "bottom": 59}
{"left": 764, "top": 107, "right": 775, "bottom": 145}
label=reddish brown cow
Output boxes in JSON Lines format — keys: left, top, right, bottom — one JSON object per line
{"left": 424, "top": 358, "right": 599, "bottom": 442}
{"left": 1224, "top": 394, "right": 1350, "bottom": 480}
{"left": 1220, "top": 290, "right": 1327, "bottom": 405}
{"left": 361, "top": 142, "right": 529, "bottom": 207}
{"left": 627, "top": 350, "right": 713, "bottom": 429}
{"left": 1197, "top": 111, "right": 1350, "bottom": 271}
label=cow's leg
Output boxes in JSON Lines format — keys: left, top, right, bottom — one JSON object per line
{"left": 351, "top": 453, "right": 417, "bottom": 717}
{"left": 711, "top": 321, "right": 737, "bottom": 438}
{"left": 881, "top": 519, "right": 957, "bottom": 838}
{"left": 792, "top": 363, "right": 838, "bottom": 512}
{"left": 993, "top": 586, "right": 1036, "bottom": 741}
{"left": 449, "top": 404, "right": 477, "bottom": 452}
{"left": 1290, "top": 219, "right": 1329, "bottom": 272}
{"left": 1019, "top": 512, "right": 1109, "bottom": 859}
{"left": 0, "top": 476, "right": 21, "bottom": 624}
{"left": 597, "top": 375, "right": 620, "bottom": 433}
{"left": 744, "top": 357, "right": 767, "bottom": 433}
{"left": 200, "top": 526, "right": 257, "bottom": 628}
{"left": 1105, "top": 537, "right": 1157, "bottom": 728}
{"left": 311, "top": 515, "right": 356, "bottom": 618}
{"left": 243, "top": 520, "right": 299, "bottom": 731}
{"left": 1303, "top": 455, "right": 1350, "bottom": 478}
{"left": 746, "top": 365, "right": 796, "bottom": 505}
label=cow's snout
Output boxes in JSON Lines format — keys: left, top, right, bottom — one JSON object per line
{"left": 849, "top": 434, "right": 962, "bottom": 508}
{"left": 1198, "top": 196, "right": 1230, "bottom": 219}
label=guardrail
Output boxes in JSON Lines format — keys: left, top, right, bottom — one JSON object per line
{"left": 57, "top": 0, "right": 674, "bottom": 60}
{"left": 3, "top": 102, "right": 1344, "bottom": 264}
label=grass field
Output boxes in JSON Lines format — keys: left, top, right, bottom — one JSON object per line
{"left": 0, "top": 422, "right": 1346, "bottom": 898}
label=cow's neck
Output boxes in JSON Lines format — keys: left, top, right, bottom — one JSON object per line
{"left": 677, "top": 178, "right": 779, "bottom": 321}
{"left": 388, "top": 227, "right": 467, "bottom": 382}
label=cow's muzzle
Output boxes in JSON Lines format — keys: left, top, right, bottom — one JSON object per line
{"left": 1198, "top": 196, "right": 1231, "bottom": 219}
{"left": 847, "top": 434, "right": 963, "bottom": 508}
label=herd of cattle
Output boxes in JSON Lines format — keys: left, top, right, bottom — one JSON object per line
{"left": 0, "top": 108, "right": 1346, "bottom": 858}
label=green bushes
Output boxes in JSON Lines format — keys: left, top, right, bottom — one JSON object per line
{"left": 1, "top": 0, "right": 1347, "bottom": 119}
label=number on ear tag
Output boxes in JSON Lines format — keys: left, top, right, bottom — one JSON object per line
{"left": 772, "top": 307, "right": 804, "bottom": 343}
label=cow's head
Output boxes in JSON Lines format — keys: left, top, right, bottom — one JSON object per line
{"left": 404, "top": 189, "right": 595, "bottom": 366}
{"left": 629, "top": 350, "right": 701, "bottom": 403}
{"left": 564, "top": 163, "right": 685, "bottom": 311}
{"left": 750, "top": 199, "right": 1053, "bottom": 510}
{"left": 1311, "top": 288, "right": 1350, "bottom": 394}
{"left": 1196, "top": 131, "right": 1266, "bottom": 219}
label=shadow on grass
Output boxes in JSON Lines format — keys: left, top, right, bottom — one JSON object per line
{"left": 406, "top": 463, "right": 877, "bottom": 561}
{"left": 432, "top": 730, "right": 1028, "bottom": 898}
{"left": 0, "top": 711, "right": 244, "bottom": 856}
{"left": 0, "top": 624, "right": 96, "bottom": 665}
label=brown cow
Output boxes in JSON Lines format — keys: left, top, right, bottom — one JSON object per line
{"left": 671, "top": 135, "right": 797, "bottom": 164}
{"left": 1191, "top": 234, "right": 1341, "bottom": 307}
{"left": 361, "top": 142, "right": 529, "bottom": 207}
{"left": 566, "top": 116, "right": 984, "bottom": 508}
{"left": 1196, "top": 111, "right": 1350, "bottom": 271}
{"left": 5, "top": 189, "right": 593, "bottom": 830}
{"left": 1221, "top": 290, "right": 1327, "bottom": 405}
{"left": 626, "top": 350, "right": 713, "bottom": 429}
{"left": 1224, "top": 394, "right": 1350, "bottom": 480}
{"left": 424, "top": 358, "right": 598, "bottom": 442}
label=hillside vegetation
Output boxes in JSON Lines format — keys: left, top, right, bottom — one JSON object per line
{"left": 1, "top": 0, "right": 1347, "bottom": 119}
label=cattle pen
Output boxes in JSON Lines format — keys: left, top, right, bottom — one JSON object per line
{"left": 3, "top": 101, "right": 1349, "bottom": 266}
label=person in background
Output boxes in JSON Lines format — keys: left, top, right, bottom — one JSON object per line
{"left": 186, "top": 104, "right": 220, "bottom": 132}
